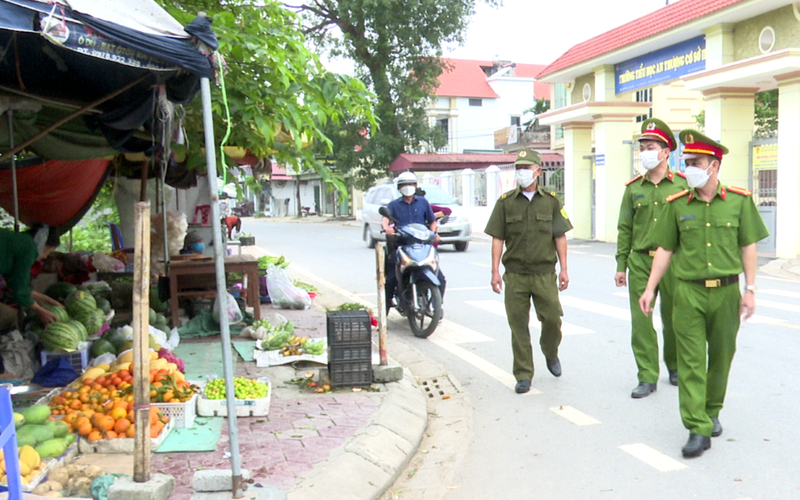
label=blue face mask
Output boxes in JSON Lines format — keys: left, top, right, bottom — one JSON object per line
{"left": 191, "top": 242, "right": 205, "bottom": 253}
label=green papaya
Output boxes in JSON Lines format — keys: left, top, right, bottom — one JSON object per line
{"left": 17, "top": 424, "right": 54, "bottom": 444}
{"left": 21, "top": 404, "right": 51, "bottom": 425}
{"left": 35, "top": 438, "right": 68, "bottom": 459}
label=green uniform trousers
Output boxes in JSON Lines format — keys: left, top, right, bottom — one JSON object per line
{"left": 673, "top": 280, "right": 740, "bottom": 436}
{"left": 503, "top": 272, "right": 563, "bottom": 381}
{"left": 627, "top": 251, "right": 678, "bottom": 383}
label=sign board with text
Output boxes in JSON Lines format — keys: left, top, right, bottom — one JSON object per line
{"left": 615, "top": 36, "right": 706, "bottom": 94}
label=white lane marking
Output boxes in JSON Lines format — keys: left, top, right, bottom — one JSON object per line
{"left": 746, "top": 314, "right": 786, "bottom": 324}
{"left": 756, "top": 298, "right": 800, "bottom": 314}
{"left": 760, "top": 289, "right": 800, "bottom": 299}
{"left": 560, "top": 295, "right": 636, "bottom": 322}
{"left": 571, "top": 251, "right": 586, "bottom": 254}
{"left": 550, "top": 406, "right": 601, "bottom": 426}
{"left": 595, "top": 254, "right": 613, "bottom": 259}
{"left": 758, "top": 274, "right": 797, "bottom": 283}
{"left": 429, "top": 321, "right": 495, "bottom": 344}
{"left": 471, "top": 262, "right": 490, "bottom": 268}
{"left": 618, "top": 443, "right": 687, "bottom": 472}
{"left": 428, "top": 336, "right": 541, "bottom": 395}
{"left": 613, "top": 292, "right": 789, "bottom": 325}
{"left": 446, "top": 286, "right": 493, "bottom": 292}
{"left": 466, "top": 300, "right": 594, "bottom": 335}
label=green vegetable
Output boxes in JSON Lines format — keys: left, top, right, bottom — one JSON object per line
{"left": 293, "top": 280, "right": 318, "bottom": 293}
{"left": 45, "top": 420, "right": 70, "bottom": 438}
{"left": 257, "top": 255, "right": 290, "bottom": 270}
{"left": 262, "top": 331, "right": 292, "bottom": 350}
{"left": 35, "top": 438, "right": 69, "bottom": 459}
{"left": 303, "top": 339, "right": 325, "bottom": 355}
{"left": 21, "top": 405, "right": 52, "bottom": 425}
{"left": 17, "top": 424, "right": 54, "bottom": 444}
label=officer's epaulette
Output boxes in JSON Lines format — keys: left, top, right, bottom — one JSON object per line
{"left": 665, "top": 189, "right": 690, "bottom": 202}
{"left": 674, "top": 170, "right": 686, "bottom": 178}
{"left": 625, "top": 175, "right": 642, "bottom": 186}
{"left": 499, "top": 189, "right": 515, "bottom": 199}
{"left": 726, "top": 186, "right": 752, "bottom": 196}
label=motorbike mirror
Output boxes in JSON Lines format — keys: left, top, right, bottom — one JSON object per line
{"left": 379, "top": 206, "right": 392, "bottom": 219}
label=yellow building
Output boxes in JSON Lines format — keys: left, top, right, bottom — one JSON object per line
{"left": 537, "top": 0, "right": 799, "bottom": 258}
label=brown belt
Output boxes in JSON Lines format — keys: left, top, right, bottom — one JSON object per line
{"left": 635, "top": 249, "right": 657, "bottom": 257}
{"left": 689, "top": 275, "right": 739, "bottom": 288}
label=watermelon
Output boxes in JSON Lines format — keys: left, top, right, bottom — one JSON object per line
{"left": 65, "top": 291, "right": 97, "bottom": 317}
{"left": 40, "top": 322, "right": 81, "bottom": 351}
{"left": 90, "top": 339, "right": 116, "bottom": 358}
{"left": 149, "top": 308, "right": 157, "bottom": 324}
{"left": 42, "top": 304, "right": 70, "bottom": 323}
{"left": 96, "top": 297, "right": 111, "bottom": 315}
{"left": 44, "top": 282, "right": 78, "bottom": 303}
{"left": 76, "top": 309, "right": 104, "bottom": 336}
{"left": 102, "top": 328, "right": 126, "bottom": 352}
{"left": 65, "top": 320, "right": 88, "bottom": 342}
{"left": 150, "top": 288, "right": 168, "bottom": 312}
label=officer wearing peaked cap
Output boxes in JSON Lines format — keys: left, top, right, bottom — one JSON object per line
{"left": 615, "top": 118, "right": 688, "bottom": 399}
{"left": 639, "top": 130, "right": 769, "bottom": 459}
{"left": 484, "top": 149, "right": 572, "bottom": 394}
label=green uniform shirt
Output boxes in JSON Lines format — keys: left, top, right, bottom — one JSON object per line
{"left": 0, "top": 229, "right": 38, "bottom": 308}
{"left": 615, "top": 170, "right": 689, "bottom": 272}
{"left": 652, "top": 184, "right": 769, "bottom": 280}
{"left": 485, "top": 185, "right": 573, "bottom": 275}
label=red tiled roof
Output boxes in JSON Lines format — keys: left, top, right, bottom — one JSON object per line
{"left": 437, "top": 59, "right": 499, "bottom": 98}
{"left": 390, "top": 152, "right": 564, "bottom": 172}
{"left": 513, "top": 63, "right": 550, "bottom": 100}
{"left": 537, "top": 0, "right": 747, "bottom": 79}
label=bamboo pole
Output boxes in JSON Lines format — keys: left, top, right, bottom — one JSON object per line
{"left": 375, "top": 242, "right": 388, "bottom": 365}
{"left": 132, "top": 201, "right": 151, "bottom": 482}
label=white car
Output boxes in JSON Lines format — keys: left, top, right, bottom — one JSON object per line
{"left": 362, "top": 183, "right": 472, "bottom": 251}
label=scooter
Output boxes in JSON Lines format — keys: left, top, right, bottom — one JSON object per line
{"left": 379, "top": 206, "right": 443, "bottom": 338}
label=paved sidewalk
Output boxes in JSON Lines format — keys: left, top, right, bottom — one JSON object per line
{"left": 760, "top": 255, "right": 800, "bottom": 281}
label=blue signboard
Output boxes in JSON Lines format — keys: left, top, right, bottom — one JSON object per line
{"left": 615, "top": 36, "right": 706, "bottom": 94}
{"left": 595, "top": 154, "right": 605, "bottom": 166}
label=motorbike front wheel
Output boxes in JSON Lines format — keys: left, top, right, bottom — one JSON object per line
{"left": 408, "top": 281, "right": 442, "bottom": 338}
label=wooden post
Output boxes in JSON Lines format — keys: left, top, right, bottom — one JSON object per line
{"left": 375, "top": 242, "right": 388, "bottom": 365}
{"left": 132, "top": 201, "right": 151, "bottom": 482}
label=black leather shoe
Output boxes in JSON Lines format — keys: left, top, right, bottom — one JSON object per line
{"left": 711, "top": 417, "right": 723, "bottom": 437}
{"left": 668, "top": 370, "right": 678, "bottom": 386}
{"left": 631, "top": 382, "right": 657, "bottom": 399}
{"left": 682, "top": 433, "right": 711, "bottom": 458}
{"left": 546, "top": 358, "right": 562, "bottom": 377}
{"left": 515, "top": 380, "right": 531, "bottom": 394}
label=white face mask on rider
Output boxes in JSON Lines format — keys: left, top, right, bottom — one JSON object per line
{"left": 514, "top": 167, "right": 539, "bottom": 189}
{"left": 399, "top": 185, "right": 416, "bottom": 197}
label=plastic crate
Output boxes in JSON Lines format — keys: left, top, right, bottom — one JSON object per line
{"left": 79, "top": 420, "right": 172, "bottom": 454}
{"left": 40, "top": 346, "right": 89, "bottom": 374}
{"left": 328, "top": 359, "right": 372, "bottom": 388}
{"left": 329, "top": 344, "right": 371, "bottom": 363}
{"left": 154, "top": 393, "right": 197, "bottom": 429}
{"left": 326, "top": 310, "right": 372, "bottom": 346}
{"left": 197, "top": 377, "right": 271, "bottom": 417}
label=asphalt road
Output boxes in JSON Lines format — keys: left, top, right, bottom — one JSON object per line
{"left": 246, "top": 217, "right": 800, "bottom": 500}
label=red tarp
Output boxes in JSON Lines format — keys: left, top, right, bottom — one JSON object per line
{"left": 0, "top": 159, "right": 110, "bottom": 228}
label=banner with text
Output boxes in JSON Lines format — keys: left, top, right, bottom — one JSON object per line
{"left": 615, "top": 36, "right": 706, "bottom": 94}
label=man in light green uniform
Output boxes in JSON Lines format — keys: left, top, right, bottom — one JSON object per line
{"left": 485, "top": 149, "right": 572, "bottom": 394}
{"left": 615, "top": 118, "right": 688, "bottom": 399}
{"left": 639, "top": 130, "right": 768, "bottom": 458}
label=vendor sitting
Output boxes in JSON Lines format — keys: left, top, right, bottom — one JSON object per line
{"left": 0, "top": 225, "right": 64, "bottom": 329}
{"left": 180, "top": 231, "right": 205, "bottom": 255}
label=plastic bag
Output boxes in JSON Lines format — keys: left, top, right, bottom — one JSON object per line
{"left": 266, "top": 264, "right": 311, "bottom": 309}
{"left": 91, "top": 352, "right": 117, "bottom": 367}
{"left": 213, "top": 292, "right": 244, "bottom": 324}
{"left": 92, "top": 252, "right": 125, "bottom": 273}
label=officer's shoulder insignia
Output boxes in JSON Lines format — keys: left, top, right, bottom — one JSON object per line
{"left": 549, "top": 191, "right": 557, "bottom": 197}
{"left": 674, "top": 170, "right": 686, "bottom": 178}
{"left": 500, "top": 193, "right": 507, "bottom": 199}
{"left": 666, "top": 189, "right": 690, "bottom": 202}
{"left": 625, "top": 174, "right": 642, "bottom": 186}
{"left": 560, "top": 207, "right": 569, "bottom": 220}
{"left": 727, "top": 186, "right": 752, "bottom": 196}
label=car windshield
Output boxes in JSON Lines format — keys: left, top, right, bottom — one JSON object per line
{"left": 420, "top": 186, "right": 455, "bottom": 205}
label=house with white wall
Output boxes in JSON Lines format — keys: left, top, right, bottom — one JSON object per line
{"left": 429, "top": 59, "right": 550, "bottom": 153}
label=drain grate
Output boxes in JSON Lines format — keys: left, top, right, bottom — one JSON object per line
{"left": 419, "top": 376, "right": 458, "bottom": 399}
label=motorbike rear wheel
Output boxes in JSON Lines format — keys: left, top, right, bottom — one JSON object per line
{"left": 408, "top": 281, "right": 442, "bottom": 338}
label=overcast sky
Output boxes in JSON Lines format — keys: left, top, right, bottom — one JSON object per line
{"left": 323, "top": 0, "right": 674, "bottom": 73}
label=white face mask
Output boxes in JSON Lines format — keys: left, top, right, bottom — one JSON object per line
{"left": 515, "top": 168, "right": 539, "bottom": 188}
{"left": 685, "top": 165, "right": 712, "bottom": 188}
{"left": 639, "top": 150, "right": 663, "bottom": 171}
{"left": 399, "top": 185, "right": 416, "bottom": 197}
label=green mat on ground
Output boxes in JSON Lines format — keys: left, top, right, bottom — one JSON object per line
{"left": 174, "top": 342, "right": 233, "bottom": 382}
{"left": 156, "top": 417, "right": 224, "bottom": 453}
{"left": 177, "top": 309, "right": 252, "bottom": 339}
{"left": 232, "top": 341, "right": 256, "bottom": 362}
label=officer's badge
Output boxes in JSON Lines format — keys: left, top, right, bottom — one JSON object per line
{"left": 685, "top": 133, "right": 694, "bottom": 144}
{"left": 646, "top": 122, "right": 656, "bottom": 131}
{"left": 518, "top": 151, "right": 527, "bottom": 158}
{"left": 560, "top": 207, "right": 569, "bottom": 219}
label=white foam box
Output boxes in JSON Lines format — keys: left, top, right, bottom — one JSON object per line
{"left": 78, "top": 420, "right": 173, "bottom": 454}
{"left": 154, "top": 393, "right": 197, "bottom": 429}
{"left": 196, "top": 377, "right": 271, "bottom": 417}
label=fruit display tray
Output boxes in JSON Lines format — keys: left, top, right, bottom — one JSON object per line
{"left": 196, "top": 377, "right": 271, "bottom": 417}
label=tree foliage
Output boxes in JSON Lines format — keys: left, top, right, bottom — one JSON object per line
{"left": 154, "top": 0, "right": 375, "bottom": 186}
{"left": 294, "top": 0, "right": 493, "bottom": 189}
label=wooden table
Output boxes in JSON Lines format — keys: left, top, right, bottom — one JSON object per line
{"left": 168, "top": 254, "right": 260, "bottom": 327}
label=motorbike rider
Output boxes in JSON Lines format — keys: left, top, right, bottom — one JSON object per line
{"left": 381, "top": 171, "right": 446, "bottom": 314}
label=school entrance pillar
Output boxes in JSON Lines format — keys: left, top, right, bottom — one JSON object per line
{"left": 561, "top": 122, "right": 593, "bottom": 239}
{"left": 701, "top": 87, "right": 757, "bottom": 188}
{"left": 593, "top": 115, "right": 635, "bottom": 242}
{"left": 775, "top": 72, "right": 800, "bottom": 258}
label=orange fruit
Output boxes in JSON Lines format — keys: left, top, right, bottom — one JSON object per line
{"left": 110, "top": 407, "right": 128, "bottom": 420}
{"left": 69, "top": 399, "right": 82, "bottom": 410}
{"left": 78, "top": 421, "right": 93, "bottom": 437}
{"left": 105, "top": 430, "right": 118, "bottom": 439}
{"left": 88, "top": 430, "right": 102, "bottom": 442}
{"left": 113, "top": 418, "right": 130, "bottom": 434}
{"left": 126, "top": 424, "right": 135, "bottom": 438}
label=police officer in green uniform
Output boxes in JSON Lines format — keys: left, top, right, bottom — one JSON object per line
{"left": 639, "top": 130, "right": 768, "bottom": 458}
{"left": 485, "top": 149, "right": 572, "bottom": 394}
{"left": 615, "top": 118, "right": 688, "bottom": 399}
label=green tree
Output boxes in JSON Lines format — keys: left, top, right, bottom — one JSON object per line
{"left": 295, "top": 0, "right": 495, "bottom": 188}
{"left": 154, "top": 0, "right": 375, "bottom": 188}
{"left": 754, "top": 89, "right": 778, "bottom": 138}
{"left": 522, "top": 98, "right": 551, "bottom": 131}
